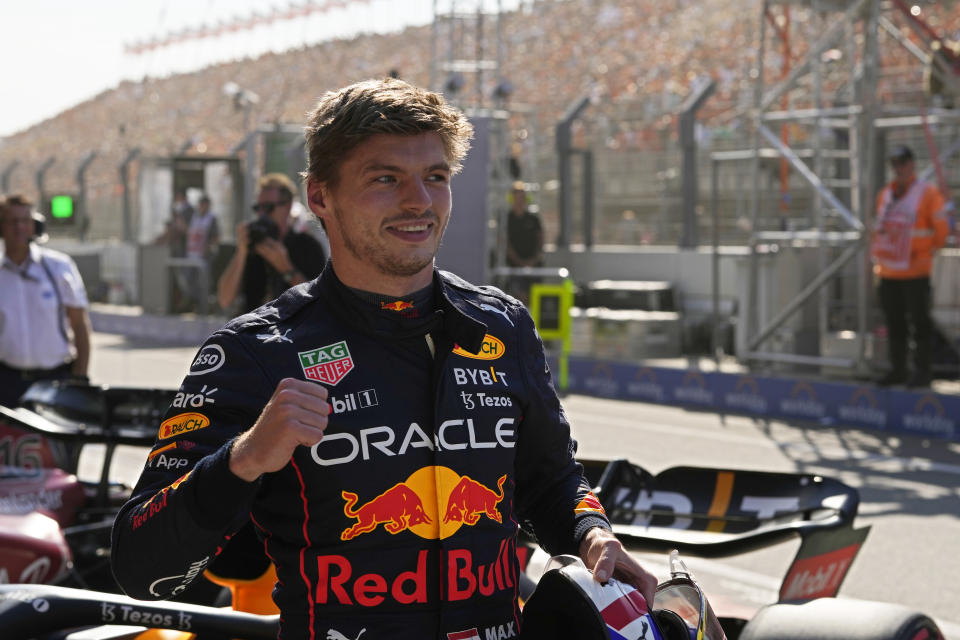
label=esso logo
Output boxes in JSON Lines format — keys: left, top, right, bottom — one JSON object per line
{"left": 189, "top": 345, "right": 225, "bottom": 376}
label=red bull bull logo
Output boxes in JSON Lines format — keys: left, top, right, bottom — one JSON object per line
{"left": 341, "top": 484, "right": 432, "bottom": 541}
{"left": 341, "top": 466, "right": 508, "bottom": 541}
{"left": 443, "top": 474, "right": 506, "bottom": 525}
{"left": 381, "top": 300, "right": 415, "bottom": 312}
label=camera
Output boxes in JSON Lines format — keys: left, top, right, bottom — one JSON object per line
{"left": 248, "top": 216, "right": 279, "bottom": 248}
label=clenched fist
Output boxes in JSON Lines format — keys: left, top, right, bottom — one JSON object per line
{"left": 229, "top": 378, "right": 331, "bottom": 482}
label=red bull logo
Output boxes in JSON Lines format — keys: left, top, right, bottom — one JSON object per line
{"left": 341, "top": 466, "right": 508, "bottom": 541}
{"left": 381, "top": 300, "right": 414, "bottom": 312}
{"left": 316, "top": 537, "right": 517, "bottom": 606}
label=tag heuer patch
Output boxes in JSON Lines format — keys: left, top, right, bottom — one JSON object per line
{"left": 298, "top": 341, "right": 354, "bottom": 385}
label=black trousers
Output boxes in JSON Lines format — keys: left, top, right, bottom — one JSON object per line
{"left": 878, "top": 276, "right": 932, "bottom": 379}
{"left": 0, "top": 361, "right": 73, "bottom": 407}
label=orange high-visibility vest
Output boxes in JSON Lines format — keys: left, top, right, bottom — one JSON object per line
{"left": 872, "top": 178, "right": 948, "bottom": 279}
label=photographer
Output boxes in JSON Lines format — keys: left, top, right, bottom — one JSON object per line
{"left": 216, "top": 173, "right": 327, "bottom": 314}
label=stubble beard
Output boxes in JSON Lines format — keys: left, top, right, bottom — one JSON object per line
{"left": 337, "top": 208, "right": 447, "bottom": 278}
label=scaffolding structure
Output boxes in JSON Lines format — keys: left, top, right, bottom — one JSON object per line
{"left": 727, "top": 0, "right": 960, "bottom": 374}
{"left": 430, "top": 0, "right": 518, "bottom": 276}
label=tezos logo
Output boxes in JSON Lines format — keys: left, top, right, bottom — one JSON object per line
{"left": 159, "top": 413, "right": 210, "bottom": 439}
{"left": 188, "top": 345, "right": 225, "bottom": 376}
{"left": 299, "top": 341, "right": 354, "bottom": 386}
{"left": 452, "top": 335, "right": 505, "bottom": 361}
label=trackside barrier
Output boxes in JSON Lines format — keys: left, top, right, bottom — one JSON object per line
{"left": 549, "top": 355, "right": 960, "bottom": 443}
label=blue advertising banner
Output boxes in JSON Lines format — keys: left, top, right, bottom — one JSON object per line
{"left": 555, "top": 356, "right": 959, "bottom": 442}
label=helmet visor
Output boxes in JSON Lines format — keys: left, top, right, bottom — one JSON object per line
{"left": 653, "top": 578, "right": 726, "bottom": 640}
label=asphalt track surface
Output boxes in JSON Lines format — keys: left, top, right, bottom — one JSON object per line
{"left": 87, "top": 332, "right": 960, "bottom": 634}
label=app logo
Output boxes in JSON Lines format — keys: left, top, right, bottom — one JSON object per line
{"left": 299, "top": 340, "right": 354, "bottom": 386}
{"left": 341, "top": 467, "right": 507, "bottom": 541}
{"left": 453, "top": 335, "right": 506, "bottom": 361}
{"left": 188, "top": 345, "right": 225, "bottom": 376}
{"left": 158, "top": 413, "right": 210, "bottom": 439}
{"left": 381, "top": 300, "right": 414, "bottom": 312}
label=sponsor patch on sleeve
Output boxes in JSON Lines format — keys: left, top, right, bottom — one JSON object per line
{"left": 158, "top": 413, "right": 210, "bottom": 439}
{"left": 574, "top": 492, "right": 606, "bottom": 516}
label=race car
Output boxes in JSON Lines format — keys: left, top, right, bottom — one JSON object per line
{"left": 0, "top": 381, "right": 946, "bottom": 639}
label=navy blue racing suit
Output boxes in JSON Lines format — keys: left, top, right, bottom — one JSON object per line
{"left": 111, "top": 266, "right": 610, "bottom": 639}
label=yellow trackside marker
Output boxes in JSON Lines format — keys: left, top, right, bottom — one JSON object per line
{"left": 706, "top": 471, "right": 734, "bottom": 532}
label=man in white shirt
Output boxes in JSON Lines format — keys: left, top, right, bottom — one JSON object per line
{"left": 0, "top": 194, "right": 92, "bottom": 406}
{"left": 183, "top": 194, "right": 220, "bottom": 313}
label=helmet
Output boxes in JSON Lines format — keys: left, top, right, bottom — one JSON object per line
{"left": 522, "top": 552, "right": 726, "bottom": 640}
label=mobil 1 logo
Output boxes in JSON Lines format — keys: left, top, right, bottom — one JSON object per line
{"left": 330, "top": 389, "right": 379, "bottom": 415}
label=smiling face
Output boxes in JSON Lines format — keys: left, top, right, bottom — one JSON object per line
{"left": 307, "top": 132, "right": 452, "bottom": 295}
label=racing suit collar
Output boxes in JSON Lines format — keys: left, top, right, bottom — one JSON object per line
{"left": 317, "top": 266, "right": 487, "bottom": 351}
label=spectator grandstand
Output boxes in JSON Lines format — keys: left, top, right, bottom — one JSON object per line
{"left": 0, "top": 0, "right": 958, "bottom": 248}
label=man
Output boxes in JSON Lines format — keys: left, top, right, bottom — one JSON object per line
{"left": 217, "top": 173, "right": 327, "bottom": 314}
{"left": 0, "top": 194, "right": 92, "bottom": 406}
{"left": 159, "top": 188, "right": 194, "bottom": 312}
{"left": 183, "top": 194, "right": 220, "bottom": 313}
{"left": 871, "top": 145, "right": 949, "bottom": 387}
{"left": 504, "top": 181, "right": 544, "bottom": 303}
{"left": 506, "top": 181, "right": 544, "bottom": 269}
{"left": 112, "top": 79, "right": 655, "bottom": 638}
